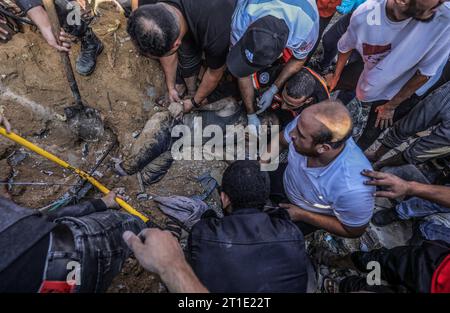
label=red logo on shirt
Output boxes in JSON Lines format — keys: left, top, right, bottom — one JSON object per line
{"left": 362, "top": 43, "right": 392, "bottom": 69}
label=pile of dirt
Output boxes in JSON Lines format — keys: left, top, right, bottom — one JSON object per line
{"left": 0, "top": 3, "right": 228, "bottom": 292}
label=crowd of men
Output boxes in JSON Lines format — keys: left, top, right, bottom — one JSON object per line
{"left": 0, "top": 0, "right": 449, "bottom": 293}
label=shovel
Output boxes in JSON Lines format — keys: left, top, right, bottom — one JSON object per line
{"left": 42, "top": 0, "right": 104, "bottom": 142}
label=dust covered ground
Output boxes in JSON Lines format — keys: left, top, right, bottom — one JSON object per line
{"left": 0, "top": 5, "right": 415, "bottom": 293}
{"left": 0, "top": 3, "right": 227, "bottom": 293}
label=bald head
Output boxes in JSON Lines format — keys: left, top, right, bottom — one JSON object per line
{"left": 302, "top": 100, "right": 353, "bottom": 146}
{"left": 127, "top": 4, "right": 180, "bottom": 57}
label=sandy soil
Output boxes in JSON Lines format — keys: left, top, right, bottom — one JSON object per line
{"left": 0, "top": 3, "right": 229, "bottom": 293}
{"left": 0, "top": 5, "right": 415, "bottom": 293}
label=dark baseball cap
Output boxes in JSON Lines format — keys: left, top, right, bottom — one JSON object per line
{"left": 227, "top": 15, "right": 289, "bottom": 78}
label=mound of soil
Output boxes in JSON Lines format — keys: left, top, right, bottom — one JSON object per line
{"left": 0, "top": 3, "right": 228, "bottom": 292}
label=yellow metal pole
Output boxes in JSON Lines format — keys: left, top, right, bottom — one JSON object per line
{"left": 0, "top": 127, "right": 149, "bottom": 222}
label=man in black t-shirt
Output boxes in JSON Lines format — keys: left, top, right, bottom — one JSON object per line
{"left": 127, "top": 0, "right": 236, "bottom": 113}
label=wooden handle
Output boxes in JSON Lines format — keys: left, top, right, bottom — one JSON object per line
{"left": 42, "top": 0, "right": 83, "bottom": 107}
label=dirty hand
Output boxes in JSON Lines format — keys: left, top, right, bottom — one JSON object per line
{"left": 256, "top": 84, "right": 279, "bottom": 114}
{"left": 182, "top": 98, "right": 194, "bottom": 113}
{"left": 361, "top": 169, "right": 411, "bottom": 198}
{"left": 0, "top": 16, "right": 9, "bottom": 41}
{"left": 168, "top": 88, "right": 181, "bottom": 103}
{"left": 0, "top": 114, "right": 11, "bottom": 133}
{"left": 123, "top": 228, "right": 185, "bottom": 276}
{"left": 324, "top": 73, "right": 339, "bottom": 91}
{"left": 101, "top": 190, "right": 121, "bottom": 209}
{"left": 168, "top": 102, "right": 184, "bottom": 119}
{"left": 375, "top": 104, "right": 395, "bottom": 129}
{"left": 41, "top": 27, "right": 73, "bottom": 52}
{"left": 279, "top": 203, "right": 305, "bottom": 222}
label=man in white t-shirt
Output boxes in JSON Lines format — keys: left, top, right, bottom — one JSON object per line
{"left": 270, "top": 100, "right": 375, "bottom": 238}
{"left": 326, "top": 0, "right": 450, "bottom": 151}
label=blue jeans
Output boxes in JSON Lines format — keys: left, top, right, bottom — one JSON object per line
{"left": 419, "top": 220, "right": 450, "bottom": 243}
{"left": 55, "top": 211, "right": 146, "bottom": 292}
{"left": 396, "top": 197, "right": 450, "bottom": 243}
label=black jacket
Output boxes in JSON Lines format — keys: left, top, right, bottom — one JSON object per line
{"left": 188, "top": 208, "right": 310, "bottom": 293}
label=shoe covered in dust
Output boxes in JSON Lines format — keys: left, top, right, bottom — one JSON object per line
{"left": 76, "top": 27, "right": 104, "bottom": 76}
{"left": 371, "top": 209, "right": 402, "bottom": 227}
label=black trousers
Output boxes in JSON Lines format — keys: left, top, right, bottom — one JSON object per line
{"left": 305, "top": 15, "right": 334, "bottom": 64}
{"left": 54, "top": 0, "right": 88, "bottom": 37}
{"left": 347, "top": 240, "right": 449, "bottom": 293}
{"left": 268, "top": 161, "right": 319, "bottom": 236}
{"left": 356, "top": 96, "right": 420, "bottom": 151}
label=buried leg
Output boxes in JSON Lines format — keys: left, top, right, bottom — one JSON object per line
{"left": 120, "top": 112, "right": 174, "bottom": 175}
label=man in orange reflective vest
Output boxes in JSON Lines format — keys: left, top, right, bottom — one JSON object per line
{"left": 254, "top": 49, "right": 330, "bottom": 128}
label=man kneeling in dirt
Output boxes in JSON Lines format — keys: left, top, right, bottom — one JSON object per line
{"left": 1, "top": 0, "right": 103, "bottom": 75}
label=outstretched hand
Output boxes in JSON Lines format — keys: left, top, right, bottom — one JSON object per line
{"left": 374, "top": 104, "right": 395, "bottom": 129}
{"left": 324, "top": 73, "right": 339, "bottom": 91}
{"left": 361, "top": 169, "right": 411, "bottom": 198}
{"left": 123, "top": 228, "right": 184, "bottom": 276}
{"left": 42, "top": 27, "right": 74, "bottom": 52}
{"left": 0, "top": 17, "right": 11, "bottom": 42}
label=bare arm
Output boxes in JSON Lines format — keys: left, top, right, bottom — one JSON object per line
{"left": 384, "top": 71, "right": 429, "bottom": 110}
{"left": 273, "top": 58, "right": 305, "bottom": 90}
{"left": 238, "top": 75, "right": 257, "bottom": 114}
{"left": 363, "top": 170, "right": 450, "bottom": 208}
{"left": 407, "top": 181, "right": 450, "bottom": 208}
{"left": 123, "top": 228, "right": 208, "bottom": 293}
{"left": 325, "top": 50, "right": 352, "bottom": 91}
{"left": 194, "top": 65, "right": 226, "bottom": 104}
{"left": 159, "top": 53, "right": 181, "bottom": 101}
{"left": 27, "top": 6, "right": 72, "bottom": 52}
{"left": 159, "top": 259, "right": 209, "bottom": 293}
{"left": 131, "top": 0, "right": 139, "bottom": 11}
{"left": 280, "top": 203, "right": 367, "bottom": 238}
